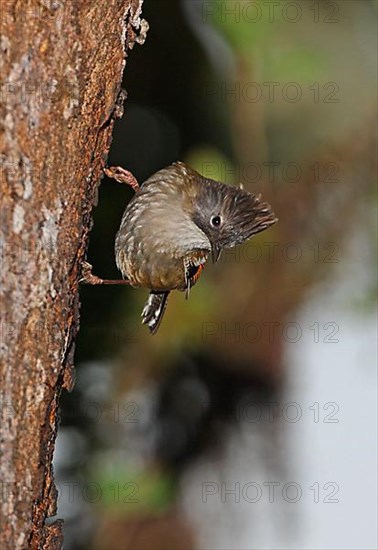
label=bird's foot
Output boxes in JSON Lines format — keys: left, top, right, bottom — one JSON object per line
{"left": 79, "top": 261, "right": 104, "bottom": 285}
{"left": 104, "top": 166, "right": 140, "bottom": 192}
{"left": 80, "top": 261, "right": 131, "bottom": 286}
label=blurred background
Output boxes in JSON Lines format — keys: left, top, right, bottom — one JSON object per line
{"left": 55, "top": 1, "right": 377, "bottom": 548}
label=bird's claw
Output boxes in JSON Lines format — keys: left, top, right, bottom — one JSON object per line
{"left": 104, "top": 166, "right": 140, "bottom": 193}
{"left": 79, "top": 261, "right": 104, "bottom": 285}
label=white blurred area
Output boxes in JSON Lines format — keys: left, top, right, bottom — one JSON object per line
{"left": 181, "top": 224, "right": 377, "bottom": 550}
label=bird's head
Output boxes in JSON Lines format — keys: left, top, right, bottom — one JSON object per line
{"left": 190, "top": 175, "right": 278, "bottom": 262}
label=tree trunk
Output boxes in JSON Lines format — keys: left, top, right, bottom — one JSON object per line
{"left": 0, "top": 1, "right": 147, "bottom": 548}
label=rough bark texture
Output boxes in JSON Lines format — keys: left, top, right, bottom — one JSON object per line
{"left": 0, "top": 1, "right": 147, "bottom": 548}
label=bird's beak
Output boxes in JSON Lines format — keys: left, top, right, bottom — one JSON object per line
{"left": 211, "top": 244, "right": 222, "bottom": 263}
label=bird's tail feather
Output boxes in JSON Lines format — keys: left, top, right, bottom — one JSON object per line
{"left": 141, "top": 291, "right": 170, "bottom": 334}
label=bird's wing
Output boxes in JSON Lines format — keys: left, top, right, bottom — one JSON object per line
{"left": 183, "top": 248, "right": 209, "bottom": 298}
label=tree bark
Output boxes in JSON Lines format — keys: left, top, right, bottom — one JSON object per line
{"left": 0, "top": 1, "right": 147, "bottom": 548}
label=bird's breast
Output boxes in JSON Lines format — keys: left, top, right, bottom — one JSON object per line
{"left": 115, "top": 187, "right": 210, "bottom": 291}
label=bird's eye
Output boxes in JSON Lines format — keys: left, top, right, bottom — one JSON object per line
{"left": 210, "top": 215, "right": 222, "bottom": 228}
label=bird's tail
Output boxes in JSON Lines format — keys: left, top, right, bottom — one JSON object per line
{"left": 141, "top": 291, "right": 170, "bottom": 334}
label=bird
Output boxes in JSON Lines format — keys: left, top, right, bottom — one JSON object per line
{"left": 82, "top": 161, "right": 278, "bottom": 334}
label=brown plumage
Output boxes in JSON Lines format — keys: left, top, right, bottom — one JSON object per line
{"left": 114, "top": 161, "right": 277, "bottom": 333}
